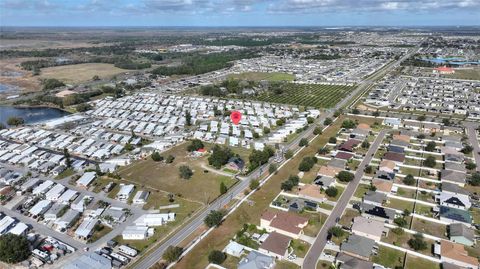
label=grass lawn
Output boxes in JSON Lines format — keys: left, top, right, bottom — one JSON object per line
{"left": 54, "top": 168, "right": 75, "bottom": 180}
{"left": 228, "top": 71, "right": 295, "bottom": 81}
{"left": 316, "top": 261, "right": 333, "bottom": 269}
{"left": 302, "top": 212, "right": 328, "bottom": 237}
{"left": 221, "top": 255, "right": 241, "bottom": 269}
{"left": 354, "top": 183, "right": 370, "bottom": 198}
{"left": 290, "top": 239, "right": 310, "bottom": 258}
{"left": 117, "top": 142, "right": 238, "bottom": 204}
{"left": 411, "top": 217, "right": 448, "bottom": 239}
{"left": 40, "top": 63, "right": 128, "bottom": 84}
{"left": 414, "top": 204, "right": 434, "bottom": 217}
{"left": 386, "top": 198, "right": 414, "bottom": 212}
{"left": 276, "top": 261, "right": 299, "bottom": 269}
{"left": 89, "top": 224, "right": 112, "bottom": 243}
{"left": 470, "top": 208, "right": 480, "bottom": 224}
{"left": 396, "top": 187, "right": 416, "bottom": 199}
{"left": 404, "top": 255, "right": 441, "bottom": 269}
{"left": 318, "top": 202, "right": 334, "bottom": 211}
{"left": 339, "top": 209, "right": 360, "bottom": 227}
{"left": 371, "top": 246, "right": 405, "bottom": 269}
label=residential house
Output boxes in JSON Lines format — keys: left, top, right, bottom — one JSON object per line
{"left": 132, "top": 191, "right": 150, "bottom": 205}
{"left": 360, "top": 203, "right": 396, "bottom": 223}
{"left": 122, "top": 226, "right": 152, "bottom": 240}
{"left": 441, "top": 170, "right": 467, "bottom": 187}
{"left": 363, "top": 191, "right": 387, "bottom": 207}
{"left": 335, "top": 253, "right": 374, "bottom": 269}
{"left": 116, "top": 184, "right": 135, "bottom": 202}
{"left": 224, "top": 241, "right": 245, "bottom": 258}
{"left": 259, "top": 232, "right": 291, "bottom": 259}
{"left": 436, "top": 192, "right": 471, "bottom": 210}
{"left": 439, "top": 206, "right": 472, "bottom": 226}
{"left": 340, "top": 234, "right": 375, "bottom": 261}
{"left": 75, "top": 217, "right": 98, "bottom": 239}
{"left": 238, "top": 250, "right": 275, "bottom": 269}
{"left": 338, "top": 139, "right": 362, "bottom": 152}
{"left": 313, "top": 175, "right": 336, "bottom": 190}
{"left": 383, "top": 152, "right": 405, "bottom": 165}
{"left": 260, "top": 210, "right": 308, "bottom": 239}
{"left": 372, "top": 179, "right": 393, "bottom": 194}
{"left": 449, "top": 223, "right": 475, "bottom": 247}
{"left": 76, "top": 172, "right": 97, "bottom": 188}
{"left": 297, "top": 184, "right": 326, "bottom": 203}
{"left": 379, "top": 160, "right": 397, "bottom": 174}
{"left": 134, "top": 213, "right": 176, "bottom": 227}
{"left": 435, "top": 240, "right": 478, "bottom": 269}
{"left": 351, "top": 216, "right": 387, "bottom": 242}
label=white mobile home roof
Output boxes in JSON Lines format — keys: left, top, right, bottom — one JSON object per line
{"left": 58, "top": 189, "right": 78, "bottom": 204}
{"left": 75, "top": 217, "right": 98, "bottom": 238}
{"left": 8, "top": 222, "right": 28, "bottom": 235}
{"left": 32, "top": 180, "right": 54, "bottom": 195}
{"left": 0, "top": 216, "right": 16, "bottom": 234}
{"left": 77, "top": 172, "right": 96, "bottom": 187}
{"left": 45, "top": 184, "right": 66, "bottom": 201}
{"left": 134, "top": 213, "right": 176, "bottom": 227}
{"left": 29, "top": 200, "right": 52, "bottom": 216}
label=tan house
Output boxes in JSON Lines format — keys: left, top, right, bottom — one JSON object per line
{"left": 297, "top": 184, "right": 326, "bottom": 203}
{"left": 260, "top": 210, "right": 308, "bottom": 239}
{"left": 351, "top": 216, "right": 388, "bottom": 242}
{"left": 437, "top": 240, "right": 478, "bottom": 268}
{"left": 379, "top": 160, "right": 396, "bottom": 174}
{"left": 372, "top": 178, "right": 393, "bottom": 193}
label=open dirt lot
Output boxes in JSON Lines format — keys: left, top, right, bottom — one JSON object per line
{"left": 39, "top": 63, "right": 129, "bottom": 84}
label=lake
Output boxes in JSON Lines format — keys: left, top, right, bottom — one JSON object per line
{"left": 0, "top": 106, "right": 70, "bottom": 126}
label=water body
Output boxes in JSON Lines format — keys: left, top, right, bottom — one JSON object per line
{"left": 0, "top": 106, "right": 70, "bottom": 126}
{"left": 422, "top": 57, "right": 480, "bottom": 66}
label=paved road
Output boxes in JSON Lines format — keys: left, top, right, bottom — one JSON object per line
{"left": 465, "top": 122, "right": 480, "bottom": 172}
{"left": 302, "top": 130, "right": 387, "bottom": 269}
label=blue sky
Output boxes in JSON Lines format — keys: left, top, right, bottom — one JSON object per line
{"left": 1, "top": 0, "right": 479, "bottom": 26}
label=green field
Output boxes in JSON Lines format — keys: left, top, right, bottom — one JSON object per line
{"left": 228, "top": 72, "right": 295, "bottom": 81}
{"left": 254, "top": 83, "right": 355, "bottom": 108}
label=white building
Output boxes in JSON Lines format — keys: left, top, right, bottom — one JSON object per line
{"left": 133, "top": 213, "right": 176, "bottom": 227}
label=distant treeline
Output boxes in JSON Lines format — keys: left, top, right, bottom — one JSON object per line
{"left": 1, "top": 44, "right": 135, "bottom": 58}
{"left": 304, "top": 54, "right": 341, "bottom": 60}
{"left": 152, "top": 50, "right": 259, "bottom": 76}
{"left": 20, "top": 56, "right": 151, "bottom": 71}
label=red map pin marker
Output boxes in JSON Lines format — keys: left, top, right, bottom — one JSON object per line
{"left": 230, "top": 111, "right": 242, "bottom": 125}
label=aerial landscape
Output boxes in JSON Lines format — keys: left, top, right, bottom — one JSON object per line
{"left": 0, "top": 1, "right": 479, "bottom": 269}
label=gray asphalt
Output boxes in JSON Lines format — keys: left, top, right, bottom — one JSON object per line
{"left": 302, "top": 130, "right": 387, "bottom": 269}
{"left": 465, "top": 122, "right": 480, "bottom": 173}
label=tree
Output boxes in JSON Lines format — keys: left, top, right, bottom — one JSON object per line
{"left": 208, "top": 250, "right": 226, "bottom": 264}
{"left": 425, "top": 141, "right": 436, "bottom": 152}
{"left": 466, "top": 161, "right": 477, "bottom": 170}
{"left": 166, "top": 155, "right": 175, "bottom": 164}
{"left": 42, "top": 78, "right": 65, "bottom": 90}
{"left": 364, "top": 166, "right": 373, "bottom": 174}
{"left": 403, "top": 174, "right": 415, "bottom": 185}
{"left": 307, "top": 117, "right": 315, "bottom": 124}
{"left": 185, "top": 110, "right": 192, "bottom": 126}
{"left": 6, "top": 116, "right": 24, "bottom": 126}
{"left": 281, "top": 175, "right": 299, "bottom": 191}
{"left": 351, "top": 108, "right": 360, "bottom": 114}
{"left": 408, "top": 233, "right": 427, "bottom": 251}
{"left": 394, "top": 217, "right": 407, "bottom": 227}
{"left": 285, "top": 150, "right": 293, "bottom": 159}
{"left": 249, "top": 147, "right": 274, "bottom": 171}
{"left": 276, "top": 118, "right": 286, "bottom": 126}
{"left": 372, "top": 110, "right": 380, "bottom": 117}
{"left": 220, "top": 182, "right": 227, "bottom": 195}
{"left": 470, "top": 173, "right": 480, "bottom": 186}
{"left": 0, "top": 123, "right": 5, "bottom": 130}
{"left": 151, "top": 152, "right": 163, "bottom": 162}
{"left": 63, "top": 148, "right": 71, "bottom": 168}
{"left": 337, "top": 171, "right": 354, "bottom": 182}
{"left": 461, "top": 145, "right": 473, "bottom": 154}
{"left": 187, "top": 139, "right": 204, "bottom": 152}
{"left": 328, "top": 137, "right": 337, "bottom": 144}
{"left": 424, "top": 155, "right": 436, "bottom": 168}
{"left": 325, "top": 186, "right": 338, "bottom": 197}
{"left": 208, "top": 145, "right": 233, "bottom": 169}
{"left": 417, "top": 134, "right": 426, "bottom": 140}
{"left": 328, "top": 226, "right": 344, "bottom": 237}
{"left": 263, "top": 127, "right": 270, "bottom": 135}
{"left": 318, "top": 146, "right": 330, "bottom": 155}
{"left": 341, "top": 119, "right": 356, "bottom": 129}
{"left": 179, "top": 165, "right": 193, "bottom": 179}
{"left": 269, "top": 164, "right": 278, "bottom": 174}
{"left": 299, "top": 138, "right": 309, "bottom": 147}
{"left": 0, "top": 234, "right": 31, "bottom": 264}
{"left": 92, "top": 75, "right": 100, "bottom": 81}
{"left": 442, "top": 118, "right": 451, "bottom": 126}
{"left": 313, "top": 126, "right": 323, "bottom": 135}
{"left": 403, "top": 209, "right": 411, "bottom": 217}
{"left": 249, "top": 179, "right": 260, "bottom": 190}
{"left": 333, "top": 109, "right": 342, "bottom": 117}
{"left": 361, "top": 140, "right": 370, "bottom": 149}
{"left": 204, "top": 210, "right": 225, "bottom": 227}
{"left": 417, "top": 115, "right": 426, "bottom": 121}
{"left": 162, "top": 246, "right": 183, "bottom": 263}
{"left": 324, "top": 117, "right": 333, "bottom": 126}
{"left": 76, "top": 103, "right": 92, "bottom": 112}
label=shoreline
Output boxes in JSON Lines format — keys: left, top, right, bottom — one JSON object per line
{"left": 0, "top": 104, "right": 72, "bottom": 114}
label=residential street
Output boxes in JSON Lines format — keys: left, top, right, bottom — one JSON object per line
{"left": 302, "top": 130, "right": 387, "bottom": 269}
{"left": 465, "top": 122, "right": 480, "bottom": 172}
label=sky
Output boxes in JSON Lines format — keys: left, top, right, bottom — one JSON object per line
{"left": 1, "top": 0, "right": 479, "bottom": 27}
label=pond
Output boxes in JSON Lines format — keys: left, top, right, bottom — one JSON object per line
{"left": 0, "top": 106, "right": 70, "bottom": 126}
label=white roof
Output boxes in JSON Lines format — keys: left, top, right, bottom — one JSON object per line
{"left": 0, "top": 216, "right": 16, "bottom": 234}
{"left": 8, "top": 222, "right": 28, "bottom": 235}
{"left": 29, "top": 200, "right": 52, "bottom": 216}
{"left": 75, "top": 217, "right": 98, "bottom": 238}
{"left": 45, "top": 184, "right": 66, "bottom": 201}
{"left": 77, "top": 172, "right": 96, "bottom": 187}
{"left": 58, "top": 189, "right": 78, "bottom": 204}
{"left": 134, "top": 213, "right": 176, "bottom": 227}
{"left": 32, "top": 180, "right": 54, "bottom": 195}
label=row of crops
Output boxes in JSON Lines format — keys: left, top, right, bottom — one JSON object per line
{"left": 254, "top": 83, "right": 355, "bottom": 108}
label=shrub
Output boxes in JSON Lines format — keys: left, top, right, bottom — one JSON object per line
{"left": 423, "top": 155, "right": 436, "bottom": 168}
{"left": 299, "top": 138, "right": 309, "bottom": 147}
{"left": 179, "top": 165, "right": 193, "bottom": 179}
{"left": 325, "top": 186, "right": 338, "bottom": 197}
{"left": 208, "top": 250, "right": 226, "bottom": 264}
{"left": 328, "top": 226, "right": 344, "bottom": 237}
{"left": 408, "top": 233, "right": 427, "bottom": 251}
{"left": 394, "top": 217, "right": 407, "bottom": 227}
{"left": 328, "top": 137, "right": 337, "bottom": 144}
{"left": 403, "top": 174, "right": 415, "bottom": 185}
{"left": 425, "top": 141, "right": 436, "bottom": 152}
{"left": 6, "top": 117, "right": 24, "bottom": 126}
{"left": 324, "top": 117, "right": 333, "bottom": 126}
{"left": 249, "top": 179, "right": 260, "bottom": 190}
{"left": 166, "top": 155, "right": 175, "bottom": 163}
{"left": 151, "top": 152, "right": 163, "bottom": 162}
{"left": 313, "top": 126, "right": 323, "bottom": 135}
{"left": 285, "top": 150, "right": 294, "bottom": 159}
{"left": 337, "top": 171, "right": 354, "bottom": 182}
{"left": 162, "top": 246, "right": 183, "bottom": 263}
